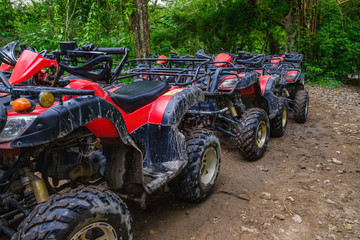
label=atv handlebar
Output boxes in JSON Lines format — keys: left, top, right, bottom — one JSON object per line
{"left": 53, "top": 42, "right": 129, "bottom": 83}
{"left": 93, "top": 47, "right": 128, "bottom": 55}
{"left": 81, "top": 44, "right": 128, "bottom": 55}
{"left": 235, "top": 54, "right": 265, "bottom": 67}
{"left": 54, "top": 43, "right": 129, "bottom": 56}
{"left": 0, "top": 40, "right": 19, "bottom": 66}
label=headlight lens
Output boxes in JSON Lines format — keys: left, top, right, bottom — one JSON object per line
{"left": 219, "top": 78, "right": 237, "bottom": 89}
{"left": 0, "top": 116, "right": 37, "bottom": 143}
{"left": 285, "top": 73, "right": 297, "bottom": 80}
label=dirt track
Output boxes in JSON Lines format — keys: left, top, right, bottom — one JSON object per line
{"left": 1, "top": 85, "right": 359, "bottom": 240}
{"left": 131, "top": 85, "right": 360, "bottom": 240}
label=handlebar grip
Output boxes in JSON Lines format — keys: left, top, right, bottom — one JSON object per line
{"left": 94, "top": 47, "right": 128, "bottom": 54}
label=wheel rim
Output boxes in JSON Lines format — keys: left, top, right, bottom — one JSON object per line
{"left": 256, "top": 121, "right": 267, "bottom": 148}
{"left": 282, "top": 107, "right": 287, "bottom": 128}
{"left": 70, "top": 222, "right": 117, "bottom": 240}
{"left": 304, "top": 98, "right": 309, "bottom": 117}
{"left": 200, "top": 147, "right": 217, "bottom": 185}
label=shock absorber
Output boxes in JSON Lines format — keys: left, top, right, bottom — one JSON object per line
{"left": 228, "top": 101, "right": 238, "bottom": 117}
{"left": 22, "top": 168, "right": 49, "bottom": 204}
{"left": 21, "top": 176, "right": 37, "bottom": 208}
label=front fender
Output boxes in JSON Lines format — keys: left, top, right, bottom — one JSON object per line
{"left": 10, "top": 96, "right": 134, "bottom": 148}
{"left": 263, "top": 75, "right": 288, "bottom": 119}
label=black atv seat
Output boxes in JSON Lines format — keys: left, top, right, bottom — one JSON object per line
{"left": 108, "top": 80, "right": 171, "bottom": 113}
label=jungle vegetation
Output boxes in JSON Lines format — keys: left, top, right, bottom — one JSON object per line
{"left": 0, "top": 0, "right": 359, "bottom": 87}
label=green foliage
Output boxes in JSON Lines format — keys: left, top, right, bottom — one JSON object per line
{"left": 0, "top": 0, "right": 358, "bottom": 90}
{"left": 150, "top": 0, "right": 264, "bottom": 54}
{"left": 0, "top": 0, "right": 16, "bottom": 44}
{"left": 300, "top": 0, "right": 360, "bottom": 87}
{"left": 305, "top": 63, "right": 344, "bottom": 88}
{"left": 0, "top": 0, "right": 136, "bottom": 55}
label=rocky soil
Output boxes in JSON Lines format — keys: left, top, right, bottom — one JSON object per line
{"left": 1, "top": 85, "right": 359, "bottom": 240}
{"left": 131, "top": 85, "right": 360, "bottom": 240}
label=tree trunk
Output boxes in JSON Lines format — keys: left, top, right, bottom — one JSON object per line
{"left": 129, "top": 0, "right": 151, "bottom": 58}
{"left": 280, "top": 7, "right": 296, "bottom": 51}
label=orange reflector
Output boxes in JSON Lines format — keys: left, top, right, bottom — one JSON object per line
{"left": 12, "top": 98, "right": 34, "bottom": 113}
{"left": 157, "top": 55, "right": 167, "bottom": 64}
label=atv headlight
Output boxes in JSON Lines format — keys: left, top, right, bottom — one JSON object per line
{"left": 0, "top": 116, "right": 37, "bottom": 143}
{"left": 219, "top": 78, "right": 237, "bottom": 89}
{"left": 285, "top": 73, "right": 297, "bottom": 81}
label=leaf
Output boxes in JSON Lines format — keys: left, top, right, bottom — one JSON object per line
{"left": 319, "top": 223, "right": 329, "bottom": 228}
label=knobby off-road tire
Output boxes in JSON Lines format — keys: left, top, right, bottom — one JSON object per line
{"left": 270, "top": 101, "right": 288, "bottom": 137}
{"left": 13, "top": 186, "right": 132, "bottom": 240}
{"left": 293, "top": 90, "right": 309, "bottom": 123}
{"left": 169, "top": 130, "right": 221, "bottom": 202}
{"left": 236, "top": 108, "right": 270, "bottom": 161}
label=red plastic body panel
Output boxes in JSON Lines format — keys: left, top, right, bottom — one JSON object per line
{"left": 62, "top": 81, "right": 181, "bottom": 135}
{"left": 6, "top": 79, "right": 180, "bottom": 139}
{"left": 9, "top": 50, "right": 57, "bottom": 84}
{"left": 117, "top": 87, "right": 182, "bottom": 133}
{"left": 156, "top": 55, "right": 167, "bottom": 64}
{"left": 214, "top": 53, "right": 232, "bottom": 67}
{"left": 85, "top": 119, "right": 120, "bottom": 138}
{"left": 259, "top": 75, "right": 271, "bottom": 93}
{"left": 7, "top": 103, "right": 58, "bottom": 117}
{"left": 270, "top": 57, "right": 283, "bottom": 64}
{"left": 148, "top": 87, "right": 182, "bottom": 123}
{"left": 107, "top": 86, "right": 122, "bottom": 92}
{"left": 0, "top": 148, "right": 21, "bottom": 161}
{"left": 240, "top": 84, "right": 256, "bottom": 96}
{"left": 65, "top": 80, "right": 106, "bottom": 98}
{"left": 0, "top": 63, "right": 13, "bottom": 71}
{"left": 286, "top": 71, "right": 298, "bottom": 76}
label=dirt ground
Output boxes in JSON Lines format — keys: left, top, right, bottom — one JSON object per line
{"left": 1, "top": 85, "right": 359, "bottom": 240}
{"left": 130, "top": 85, "right": 360, "bottom": 240}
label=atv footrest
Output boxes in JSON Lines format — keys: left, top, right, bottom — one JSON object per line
{"left": 143, "top": 160, "right": 184, "bottom": 192}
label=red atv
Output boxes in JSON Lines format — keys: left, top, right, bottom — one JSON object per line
{"left": 193, "top": 49, "right": 288, "bottom": 160}
{"left": 125, "top": 51, "right": 287, "bottom": 161}
{"left": 0, "top": 42, "right": 221, "bottom": 239}
{"left": 0, "top": 40, "right": 56, "bottom": 85}
{"left": 260, "top": 50, "right": 308, "bottom": 123}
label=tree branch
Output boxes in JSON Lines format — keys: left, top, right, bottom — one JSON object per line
{"left": 150, "top": 0, "right": 158, "bottom": 12}
{"left": 336, "top": 0, "right": 351, "bottom": 15}
{"left": 153, "top": 15, "right": 166, "bottom": 22}
{"left": 337, "top": 0, "right": 351, "bottom": 5}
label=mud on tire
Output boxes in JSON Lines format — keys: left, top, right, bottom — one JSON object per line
{"left": 270, "top": 101, "right": 288, "bottom": 137}
{"left": 169, "top": 130, "right": 221, "bottom": 202}
{"left": 13, "top": 185, "right": 132, "bottom": 240}
{"left": 236, "top": 108, "right": 270, "bottom": 161}
{"left": 293, "top": 90, "right": 309, "bottom": 123}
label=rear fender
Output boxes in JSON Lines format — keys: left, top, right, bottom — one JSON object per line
{"left": 130, "top": 86, "right": 205, "bottom": 193}
{"left": 161, "top": 86, "right": 204, "bottom": 126}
